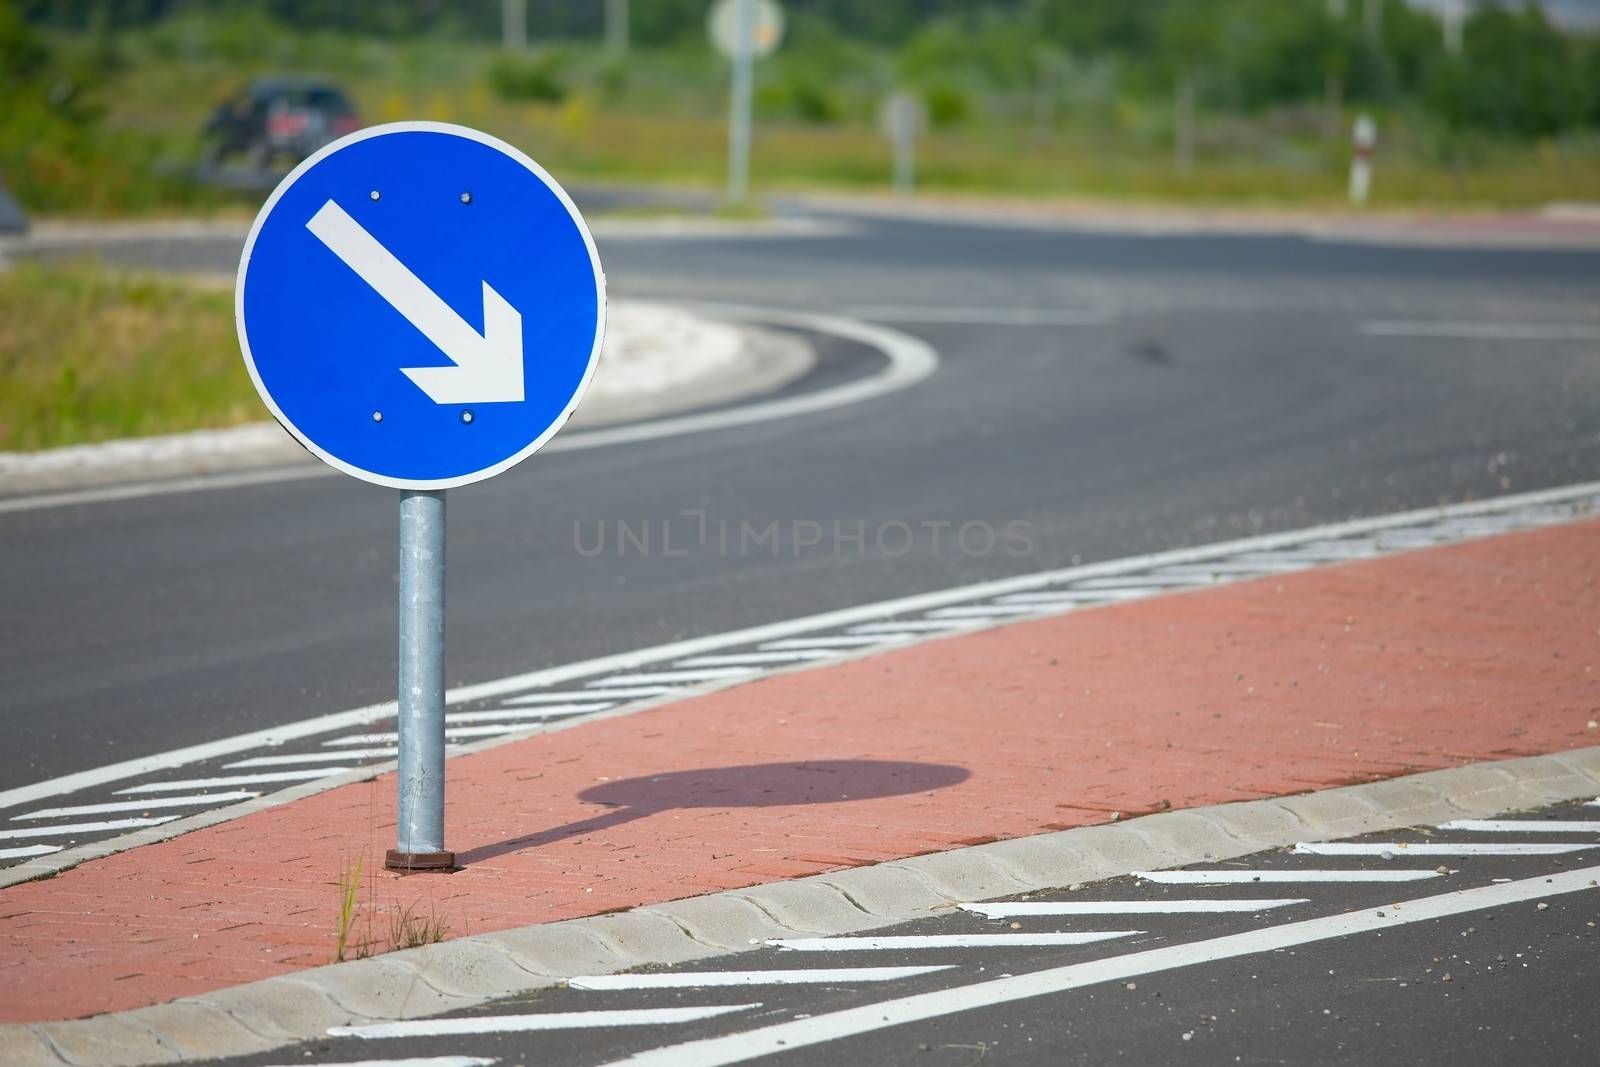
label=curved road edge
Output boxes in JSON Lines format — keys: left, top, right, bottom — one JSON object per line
{"left": 0, "top": 304, "right": 938, "bottom": 514}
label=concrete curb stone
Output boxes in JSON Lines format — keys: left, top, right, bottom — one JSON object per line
{"left": 116, "top": 1003, "right": 274, "bottom": 1062}
{"left": 6, "top": 745, "right": 1599, "bottom": 1065}
{"left": 641, "top": 895, "right": 800, "bottom": 950}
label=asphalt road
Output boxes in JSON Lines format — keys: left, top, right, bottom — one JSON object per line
{"left": 4, "top": 207, "right": 1600, "bottom": 793}
{"left": 201, "top": 799, "right": 1600, "bottom": 1066}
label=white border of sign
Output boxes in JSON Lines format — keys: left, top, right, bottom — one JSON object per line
{"left": 234, "top": 120, "right": 607, "bottom": 491}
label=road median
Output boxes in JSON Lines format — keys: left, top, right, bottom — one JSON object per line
{"left": 0, "top": 299, "right": 812, "bottom": 497}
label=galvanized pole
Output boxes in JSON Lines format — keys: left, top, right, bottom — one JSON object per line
{"left": 386, "top": 489, "right": 453, "bottom": 872}
{"left": 726, "top": 0, "right": 755, "bottom": 204}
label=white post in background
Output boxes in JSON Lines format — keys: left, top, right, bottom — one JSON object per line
{"left": 1349, "top": 112, "right": 1376, "bottom": 206}
{"left": 1173, "top": 68, "right": 1196, "bottom": 174}
{"left": 726, "top": 0, "right": 756, "bottom": 204}
{"left": 605, "top": 0, "right": 629, "bottom": 59}
{"left": 882, "top": 91, "right": 922, "bottom": 197}
{"left": 1441, "top": 0, "right": 1465, "bottom": 56}
{"left": 1362, "top": 0, "right": 1384, "bottom": 45}
{"left": 501, "top": 0, "right": 526, "bottom": 51}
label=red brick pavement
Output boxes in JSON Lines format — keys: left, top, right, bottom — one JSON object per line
{"left": 4, "top": 519, "right": 1597, "bottom": 1022}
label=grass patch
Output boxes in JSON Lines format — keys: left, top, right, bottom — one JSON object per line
{"left": 332, "top": 849, "right": 371, "bottom": 963}
{"left": 24, "top": 18, "right": 1598, "bottom": 217}
{"left": 0, "top": 261, "right": 257, "bottom": 451}
{"left": 388, "top": 900, "right": 450, "bottom": 950}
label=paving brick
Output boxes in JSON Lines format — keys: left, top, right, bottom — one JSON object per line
{"left": 3, "top": 519, "right": 1597, "bottom": 1025}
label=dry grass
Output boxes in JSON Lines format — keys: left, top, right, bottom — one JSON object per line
{"left": 333, "top": 850, "right": 372, "bottom": 963}
{"left": 388, "top": 901, "right": 450, "bottom": 950}
{"left": 90, "top": 34, "right": 1600, "bottom": 215}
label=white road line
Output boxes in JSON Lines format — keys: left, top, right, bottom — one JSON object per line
{"left": 925, "top": 605, "right": 1051, "bottom": 619}
{"left": 994, "top": 590, "right": 1152, "bottom": 605}
{"left": 674, "top": 651, "right": 838, "bottom": 666}
{"left": 439, "top": 724, "right": 525, "bottom": 738}
{"left": 260, "top": 1058, "right": 496, "bottom": 1067}
{"left": 842, "top": 305, "right": 1109, "bottom": 327}
{"left": 849, "top": 621, "right": 971, "bottom": 634}
{"left": 768, "top": 933, "right": 1141, "bottom": 951}
{"left": 1151, "top": 562, "right": 1304, "bottom": 576}
{"left": 318, "top": 735, "right": 405, "bottom": 747}
{"left": 602, "top": 865, "right": 1600, "bottom": 1067}
{"left": 570, "top": 967, "right": 952, "bottom": 990}
{"left": 13, "top": 791, "right": 259, "bottom": 820}
{"left": 587, "top": 668, "right": 756, "bottom": 687}
{"left": 1439, "top": 820, "right": 1600, "bottom": 834}
{"left": 1294, "top": 842, "right": 1595, "bottom": 856}
{"left": 0, "top": 816, "right": 181, "bottom": 839}
{"left": 1071, "top": 575, "right": 1206, "bottom": 589}
{"left": 1361, "top": 320, "right": 1600, "bottom": 340}
{"left": 964, "top": 899, "right": 1307, "bottom": 917}
{"left": 114, "top": 770, "right": 348, "bottom": 794}
{"left": 552, "top": 302, "right": 938, "bottom": 453}
{"left": 6, "top": 480, "right": 1596, "bottom": 814}
{"left": 1235, "top": 542, "right": 1380, "bottom": 561}
{"left": 0, "top": 464, "right": 334, "bottom": 518}
{"left": 227, "top": 750, "right": 398, "bottom": 768}
{"left": 0, "top": 844, "right": 63, "bottom": 859}
{"left": 1137, "top": 869, "right": 1441, "bottom": 884}
{"left": 760, "top": 636, "right": 900, "bottom": 650}
{"left": 501, "top": 688, "right": 673, "bottom": 705}
{"left": 332, "top": 1004, "right": 760, "bottom": 1039}
{"left": 1373, "top": 531, "right": 1450, "bottom": 547}
{"left": 323, "top": 726, "right": 518, "bottom": 746}
{"left": 447, "top": 707, "right": 611, "bottom": 724}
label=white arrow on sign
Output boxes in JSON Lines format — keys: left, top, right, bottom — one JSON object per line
{"left": 305, "top": 199, "right": 524, "bottom": 405}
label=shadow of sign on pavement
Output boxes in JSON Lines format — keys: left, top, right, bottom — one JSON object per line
{"left": 457, "top": 759, "right": 971, "bottom": 864}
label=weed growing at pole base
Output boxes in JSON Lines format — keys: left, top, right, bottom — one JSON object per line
{"left": 332, "top": 850, "right": 371, "bottom": 963}
{"left": 388, "top": 901, "right": 450, "bottom": 950}
{"left": 331, "top": 847, "right": 451, "bottom": 961}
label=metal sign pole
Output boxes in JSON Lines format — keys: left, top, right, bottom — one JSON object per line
{"left": 387, "top": 488, "right": 454, "bottom": 872}
{"left": 726, "top": 0, "right": 755, "bottom": 204}
{"left": 238, "top": 123, "right": 604, "bottom": 874}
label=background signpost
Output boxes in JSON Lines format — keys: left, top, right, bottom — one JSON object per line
{"left": 1349, "top": 112, "right": 1377, "bottom": 206}
{"left": 709, "top": 0, "right": 784, "bottom": 204}
{"left": 880, "top": 91, "right": 925, "bottom": 197}
{"left": 236, "top": 121, "right": 605, "bottom": 871}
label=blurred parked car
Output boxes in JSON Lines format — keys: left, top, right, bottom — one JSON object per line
{"left": 201, "top": 77, "right": 359, "bottom": 168}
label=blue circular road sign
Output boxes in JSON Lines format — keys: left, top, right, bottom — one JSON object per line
{"left": 236, "top": 122, "right": 605, "bottom": 489}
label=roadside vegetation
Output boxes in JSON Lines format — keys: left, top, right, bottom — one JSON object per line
{"left": 2, "top": 2, "right": 1595, "bottom": 455}
{"left": 332, "top": 849, "right": 451, "bottom": 963}
{"left": 0, "top": 261, "right": 251, "bottom": 450}
{"left": 6, "top": 0, "right": 1599, "bottom": 215}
